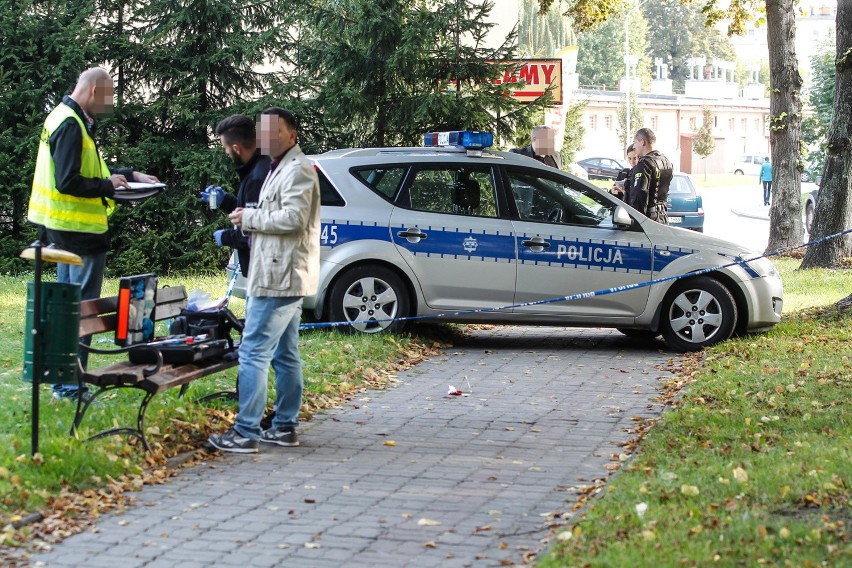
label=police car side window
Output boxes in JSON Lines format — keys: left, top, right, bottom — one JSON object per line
{"left": 318, "top": 171, "right": 345, "bottom": 207}
{"left": 407, "top": 167, "right": 498, "bottom": 218}
{"left": 352, "top": 167, "right": 407, "bottom": 200}
{"left": 507, "top": 168, "right": 614, "bottom": 227}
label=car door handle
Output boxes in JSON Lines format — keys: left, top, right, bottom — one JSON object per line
{"left": 521, "top": 239, "right": 551, "bottom": 249}
{"left": 398, "top": 229, "right": 428, "bottom": 239}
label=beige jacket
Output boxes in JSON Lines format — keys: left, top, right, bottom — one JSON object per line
{"left": 240, "top": 144, "right": 320, "bottom": 298}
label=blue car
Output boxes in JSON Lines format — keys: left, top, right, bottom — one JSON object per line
{"left": 666, "top": 173, "right": 704, "bottom": 232}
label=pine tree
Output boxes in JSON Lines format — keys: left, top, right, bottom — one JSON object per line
{"left": 298, "top": 0, "right": 544, "bottom": 149}
{"left": 0, "top": 0, "right": 100, "bottom": 271}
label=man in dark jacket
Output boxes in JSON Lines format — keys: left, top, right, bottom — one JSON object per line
{"left": 201, "top": 114, "right": 271, "bottom": 277}
{"left": 510, "top": 125, "right": 561, "bottom": 169}
{"left": 630, "top": 128, "right": 673, "bottom": 224}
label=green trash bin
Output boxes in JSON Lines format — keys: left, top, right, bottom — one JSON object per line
{"left": 23, "top": 282, "right": 81, "bottom": 384}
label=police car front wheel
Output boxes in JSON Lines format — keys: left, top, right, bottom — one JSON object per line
{"left": 328, "top": 265, "right": 410, "bottom": 334}
{"left": 661, "top": 277, "right": 737, "bottom": 352}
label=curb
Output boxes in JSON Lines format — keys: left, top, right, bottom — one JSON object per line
{"left": 730, "top": 207, "right": 769, "bottom": 221}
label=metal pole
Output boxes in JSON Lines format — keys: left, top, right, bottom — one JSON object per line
{"left": 31, "top": 242, "right": 43, "bottom": 456}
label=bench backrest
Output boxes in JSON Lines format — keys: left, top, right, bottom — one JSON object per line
{"left": 79, "top": 285, "right": 188, "bottom": 338}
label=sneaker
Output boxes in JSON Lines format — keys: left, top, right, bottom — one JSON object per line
{"left": 207, "top": 428, "right": 259, "bottom": 453}
{"left": 260, "top": 427, "right": 299, "bottom": 447}
{"left": 52, "top": 388, "right": 94, "bottom": 404}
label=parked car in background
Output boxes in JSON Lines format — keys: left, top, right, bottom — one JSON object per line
{"left": 568, "top": 162, "right": 589, "bottom": 180}
{"left": 299, "top": 130, "right": 783, "bottom": 352}
{"left": 576, "top": 157, "right": 626, "bottom": 180}
{"left": 734, "top": 154, "right": 815, "bottom": 182}
{"left": 732, "top": 154, "right": 764, "bottom": 176}
{"left": 666, "top": 173, "right": 704, "bottom": 232}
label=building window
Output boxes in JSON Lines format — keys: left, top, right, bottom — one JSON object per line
{"left": 651, "top": 116, "right": 658, "bottom": 130}
{"left": 689, "top": 117, "right": 697, "bottom": 130}
{"left": 741, "top": 118, "right": 748, "bottom": 131}
{"left": 605, "top": 115, "right": 612, "bottom": 130}
{"left": 590, "top": 115, "right": 598, "bottom": 130}
{"left": 729, "top": 118, "right": 735, "bottom": 131}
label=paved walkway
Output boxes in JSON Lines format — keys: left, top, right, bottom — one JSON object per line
{"left": 28, "top": 326, "right": 674, "bottom": 568}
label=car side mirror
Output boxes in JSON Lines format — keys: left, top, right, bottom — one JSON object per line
{"left": 613, "top": 205, "right": 634, "bottom": 229}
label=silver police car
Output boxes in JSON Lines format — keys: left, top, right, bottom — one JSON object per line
{"left": 305, "top": 131, "right": 783, "bottom": 352}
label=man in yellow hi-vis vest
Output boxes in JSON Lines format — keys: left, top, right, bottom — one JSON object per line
{"left": 28, "top": 67, "right": 159, "bottom": 400}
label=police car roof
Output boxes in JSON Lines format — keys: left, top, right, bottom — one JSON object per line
{"left": 311, "top": 147, "right": 529, "bottom": 162}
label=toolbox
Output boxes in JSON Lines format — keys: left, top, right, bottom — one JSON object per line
{"left": 128, "top": 336, "right": 231, "bottom": 365}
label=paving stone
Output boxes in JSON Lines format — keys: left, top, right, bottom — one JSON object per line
{"left": 27, "top": 326, "right": 672, "bottom": 567}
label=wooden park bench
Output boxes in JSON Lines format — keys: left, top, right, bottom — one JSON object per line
{"left": 69, "top": 280, "right": 241, "bottom": 452}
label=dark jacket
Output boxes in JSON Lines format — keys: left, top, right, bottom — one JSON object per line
{"left": 42, "top": 95, "right": 133, "bottom": 254}
{"left": 628, "top": 150, "right": 673, "bottom": 223}
{"left": 509, "top": 145, "right": 561, "bottom": 170}
{"left": 218, "top": 150, "right": 271, "bottom": 277}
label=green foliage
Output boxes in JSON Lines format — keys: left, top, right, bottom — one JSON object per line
{"left": 518, "top": 0, "right": 576, "bottom": 57}
{"left": 643, "top": 0, "right": 737, "bottom": 92}
{"left": 0, "top": 0, "right": 101, "bottom": 274}
{"left": 576, "top": 7, "right": 650, "bottom": 91}
{"left": 615, "top": 93, "right": 643, "bottom": 147}
{"left": 693, "top": 108, "right": 716, "bottom": 158}
{"left": 297, "top": 0, "right": 544, "bottom": 148}
{"left": 802, "top": 40, "right": 836, "bottom": 177}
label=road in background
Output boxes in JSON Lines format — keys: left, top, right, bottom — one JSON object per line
{"left": 698, "top": 181, "right": 816, "bottom": 254}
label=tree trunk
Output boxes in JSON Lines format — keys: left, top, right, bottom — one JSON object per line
{"left": 765, "top": 0, "right": 805, "bottom": 254}
{"left": 800, "top": 2, "right": 852, "bottom": 269}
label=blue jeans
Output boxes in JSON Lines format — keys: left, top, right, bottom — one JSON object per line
{"left": 762, "top": 181, "right": 772, "bottom": 205}
{"left": 234, "top": 296, "right": 304, "bottom": 440}
{"left": 54, "top": 252, "right": 106, "bottom": 394}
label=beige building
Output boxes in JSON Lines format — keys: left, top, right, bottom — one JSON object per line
{"left": 575, "top": 88, "right": 770, "bottom": 175}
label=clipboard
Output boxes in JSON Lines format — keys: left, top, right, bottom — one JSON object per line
{"left": 113, "top": 182, "right": 166, "bottom": 201}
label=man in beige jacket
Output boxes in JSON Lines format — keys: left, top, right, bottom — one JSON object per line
{"left": 208, "top": 107, "right": 321, "bottom": 453}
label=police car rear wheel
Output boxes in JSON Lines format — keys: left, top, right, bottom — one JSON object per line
{"left": 329, "top": 265, "right": 409, "bottom": 334}
{"left": 661, "top": 277, "right": 737, "bottom": 352}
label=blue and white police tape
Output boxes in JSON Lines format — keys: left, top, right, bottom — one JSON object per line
{"left": 299, "top": 227, "right": 852, "bottom": 331}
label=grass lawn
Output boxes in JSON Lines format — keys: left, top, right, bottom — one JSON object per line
{"left": 539, "top": 257, "right": 852, "bottom": 567}
{"left": 0, "top": 273, "right": 452, "bottom": 548}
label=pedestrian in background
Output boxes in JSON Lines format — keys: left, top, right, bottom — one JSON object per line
{"left": 759, "top": 156, "right": 772, "bottom": 206}
{"left": 630, "top": 128, "right": 673, "bottom": 224}
{"left": 207, "top": 107, "right": 321, "bottom": 453}
{"left": 200, "top": 114, "right": 271, "bottom": 277}
{"left": 510, "top": 125, "right": 561, "bottom": 169}
{"left": 27, "top": 67, "right": 159, "bottom": 401}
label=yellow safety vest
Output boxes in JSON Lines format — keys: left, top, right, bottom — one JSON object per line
{"left": 28, "top": 103, "right": 115, "bottom": 233}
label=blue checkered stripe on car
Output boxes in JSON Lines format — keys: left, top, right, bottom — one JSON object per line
{"left": 321, "top": 221, "right": 695, "bottom": 274}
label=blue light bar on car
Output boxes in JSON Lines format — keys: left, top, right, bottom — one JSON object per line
{"left": 423, "top": 130, "right": 494, "bottom": 149}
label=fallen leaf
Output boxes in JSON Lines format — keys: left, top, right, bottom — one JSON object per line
{"left": 681, "top": 485, "right": 700, "bottom": 496}
{"left": 423, "top": 540, "right": 437, "bottom": 548}
{"left": 418, "top": 518, "right": 442, "bottom": 526}
{"left": 383, "top": 440, "right": 396, "bottom": 446}
{"left": 304, "top": 542, "right": 320, "bottom": 549}
{"left": 733, "top": 466, "right": 748, "bottom": 483}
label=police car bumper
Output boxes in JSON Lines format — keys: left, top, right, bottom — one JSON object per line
{"left": 743, "top": 272, "right": 784, "bottom": 331}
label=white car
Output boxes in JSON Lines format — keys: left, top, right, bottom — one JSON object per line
{"left": 255, "top": 131, "right": 785, "bottom": 351}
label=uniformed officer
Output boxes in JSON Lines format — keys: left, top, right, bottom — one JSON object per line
{"left": 630, "top": 128, "right": 673, "bottom": 224}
